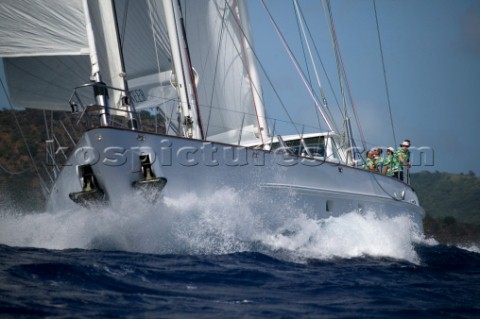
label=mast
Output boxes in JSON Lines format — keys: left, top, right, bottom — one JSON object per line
{"left": 82, "top": 0, "right": 139, "bottom": 129}
{"left": 162, "top": 0, "right": 204, "bottom": 139}
{"left": 82, "top": 0, "right": 109, "bottom": 127}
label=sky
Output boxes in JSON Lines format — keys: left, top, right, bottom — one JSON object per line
{"left": 247, "top": 0, "right": 480, "bottom": 175}
{"left": 1, "top": 0, "right": 479, "bottom": 176}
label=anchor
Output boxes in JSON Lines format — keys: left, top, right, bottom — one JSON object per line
{"left": 132, "top": 154, "right": 167, "bottom": 200}
{"left": 69, "top": 165, "right": 106, "bottom": 207}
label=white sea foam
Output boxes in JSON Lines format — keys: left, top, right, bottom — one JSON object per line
{"left": 257, "top": 211, "right": 422, "bottom": 264}
{"left": 457, "top": 244, "right": 480, "bottom": 254}
{"left": 0, "top": 189, "right": 423, "bottom": 263}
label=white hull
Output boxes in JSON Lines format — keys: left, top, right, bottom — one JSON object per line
{"left": 48, "top": 128, "right": 424, "bottom": 232}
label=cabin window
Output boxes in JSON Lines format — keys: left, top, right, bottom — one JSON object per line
{"left": 301, "top": 136, "right": 325, "bottom": 157}
{"left": 271, "top": 136, "right": 325, "bottom": 157}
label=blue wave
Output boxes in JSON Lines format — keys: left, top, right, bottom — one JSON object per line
{"left": 0, "top": 244, "right": 479, "bottom": 318}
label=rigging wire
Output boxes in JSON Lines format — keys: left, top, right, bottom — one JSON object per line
{"left": 147, "top": 0, "right": 174, "bottom": 131}
{"left": 203, "top": 1, "right": 228, "bottom": 138}
{"left": 260, "top": 0, "right": 333, "bottom": 133}
{"left": 322, "top": 0, "right": 367, "bottom": 154}
{"left": 322, "top": 1, "right": 347, "bottom": 119}
{"left": 224, "top": 1, "right": 303, "bottom": 137}
{"left": 119, "top": 0, "right": 130, "bottom": 47}
{"left": 292, "top": 0, "right": 339, "bottom": 134}
{"left": 373, "top": 0, "right": 397, "bottom": 148}
{"left": 292, "top": 0, "right": 323, "bottom": 132}
{"left": 0, "top": 162, "right": 32, "bottom": 175}
{"left": 43, "top": 109, "right": 53, "bottom": 172}
{"left": 295, "top": 3, "right": 343, "bottom": 117}
{"left": 7, "top": 59, "right": 80, "bottom": 98}
{"left": 0, "top": 76, "right": 50, "bottom": 197}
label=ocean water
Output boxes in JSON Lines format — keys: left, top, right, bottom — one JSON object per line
{"left": 0, "top": 189, "right": 479, "bottom": 318}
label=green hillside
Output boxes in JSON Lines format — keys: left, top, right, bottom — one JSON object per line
{"left": 410, "top": 171, "right": 480, "bottom": 245}
{"left": 410, "top": 171, "right": 480, "bottom": 225}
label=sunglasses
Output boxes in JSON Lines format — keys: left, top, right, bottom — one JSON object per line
{"left": 401, "top": 145, "right": 410, "bottom": 148}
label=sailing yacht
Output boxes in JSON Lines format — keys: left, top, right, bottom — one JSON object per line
{"left": 0, "top": 1, "right": 424, "bottom": 232}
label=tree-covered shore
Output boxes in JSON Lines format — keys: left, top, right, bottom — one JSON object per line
{"left": 410, "top": 171, "right": 480, "bottom": 245}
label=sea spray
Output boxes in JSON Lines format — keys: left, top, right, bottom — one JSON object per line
{"left": 458, "top": 244, "right": 480, "bottom": 254}
{"left": 0, "top": 189, "right": 424, "bottom": 263}
{"left": 257, "top": 211, "right": 421, "bottom": 264}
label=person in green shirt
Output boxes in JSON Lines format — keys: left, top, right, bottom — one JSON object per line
{"left": 382, "top": 147, "right": 394, "bottom": 176}
{"left": 363, "top": 150, "right": 376, "bottom": 172}
{"left": 392, "top": 140, "right": 411, "bottom": 181}
{"left": 373, "top": 147, "right": 383, "bottom": 173}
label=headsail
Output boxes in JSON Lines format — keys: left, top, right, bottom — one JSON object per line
{"left": 183, "top": 0, "right": 269, "bottom": 145}
{"left": 115, "top": 0, "right": 175, "bottom": 113}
